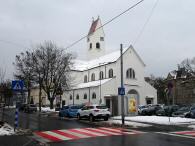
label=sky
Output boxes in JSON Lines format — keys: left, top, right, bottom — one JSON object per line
{"left": 0, "top": 0, "right": 195, "bottom": 79}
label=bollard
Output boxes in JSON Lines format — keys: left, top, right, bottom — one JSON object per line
{"left": 14, "top": 107, "right": 19, "bottom": 132}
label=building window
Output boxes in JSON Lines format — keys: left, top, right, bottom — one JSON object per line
{"left": 126, "top": 68, "right": 135, "bottom": 79}
{"left": 91, "top": 73, "right": 95, "bottom": 81}
{"left": 96, "top": 42, "right": 100, "bottom": 49}
{"left": 84, "top": 93, "right": 87, "bottom": 99}
{"left": 87, "top": 37, "right": 90, "bottom": 42}
{"left": 76, "top": 94, "right": 79, "bottom": 100}
{"left": 100, "top": 37, "right": 104, "bottom": 41}
{"left": 70, "top": 95, "right": 72, "bottom": 100}
{"left": 92, "top": 93, "right": 96, "bottom": 99}
{"left": 84, "top": 75, "right": 88, "bottom": 83}
{"left": 108, "top": 69, "right": 113, "bottom": 78}
{"left": 89, "top": 43, "right": 92, "bottom": 49}
{"left": 99, "top": 71, "right": 104, "bottom": 80}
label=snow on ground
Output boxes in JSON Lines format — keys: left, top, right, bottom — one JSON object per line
{"left": 106, "top": 120, "right": 152, "bottom": 128}
{"left": 113, "top": 116, "right": 195, "bottom": 125}
{"left": 0, "top": 123, "right": 15, "bottom": 136}
{"left": 41, "top": 107, "right": 55, "bottom": 113}
{"left": 188, "top": 125, "right": 195, "bottom": 129}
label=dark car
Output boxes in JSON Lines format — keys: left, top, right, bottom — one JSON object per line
{"left": 18, "top": 103, "right": 27, "bottom": 111}
{"left": 141, "top": 104, "right": 163, "bottom": 115}
{"left": 24, "top": 104, "right": 37, "bottom": 113}
{"left": 184, "top": 105, "right": 195, "bottom": 118}
{"left": 172, "top": 106, "right": 191, "bottom": 117}
{"left": 156, "top": 105, "right": 180, "bottom": 116}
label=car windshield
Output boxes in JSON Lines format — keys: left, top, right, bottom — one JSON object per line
{"left": 71, "top": 105, "right": 82, "bottom": 109}
{"left": 178, "top": 107, "right": 189, "bottom": 111}
{"left": 96, "top": 106, "right": 107, "bottom": 109}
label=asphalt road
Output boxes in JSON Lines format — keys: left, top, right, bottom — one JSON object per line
{"left": 1, "top": 108, "right": 195, "bottom": 146}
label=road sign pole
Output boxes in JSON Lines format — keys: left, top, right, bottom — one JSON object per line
{"left": 120, "top": 44, "right": 125, "bottom": 126}
{"left": 14, "top": 106, "right": 19, "bottom": 132}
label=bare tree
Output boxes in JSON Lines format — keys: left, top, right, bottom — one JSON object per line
{"left": 32, "top": 41, "right": 73, "bottom": 109}
{"left": 13, "top": 51, "right": 35, "bottom": 104}
{"left": 0, "top": 67, "right": 6, "bottom": 84}
{"left": 179, "top": 57, "right": 195, "bottom": 76}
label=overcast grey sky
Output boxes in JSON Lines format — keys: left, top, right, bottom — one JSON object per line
{"left": 0, "top": 0, "right": 195, "bottom": 79}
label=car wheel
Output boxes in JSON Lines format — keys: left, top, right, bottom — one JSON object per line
{"left": 104, "top": 116, "right": 109, "bottom": 121}
{"left": 77, "top": 114, "right": 81, "bottom": 120}
{"left": 89, "top": 115, "right": 94, "bottom": 122}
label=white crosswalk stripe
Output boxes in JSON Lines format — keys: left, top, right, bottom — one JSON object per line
{"left": 32, "top": 127, "right": 144, "bottom": 143}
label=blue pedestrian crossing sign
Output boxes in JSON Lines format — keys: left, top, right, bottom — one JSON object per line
{"left": 12, "top": 80, "right": 24, "bottom": 92}
{"left": 118, "top": 87, "right": 125, "bottom": 95}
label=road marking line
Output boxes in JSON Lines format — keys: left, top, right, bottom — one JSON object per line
{"left": 156, "top": 132, "right": 195, "bottom": 140}
{"left": 52, "top": 130, "right": 80, "bottom": 139}
{"left": 85, "top": 128, "right": 122, "bottom": 136}
{"left": 59, "top": 129, "right": 90, "bottom": 138}
{"left": 44, "top": 131, "right": 72, "bottom": 141}
{"left": 35, "top": 131, "right": 62, "bottom": 142}
{"left": 67, "top": 128, "right": 99, "bottom": 137}
{"left": 172, "top": 131, "right": 195, "bottom": 135}
{"left": 75, "top": 128, "right": 106, "bottom": 136}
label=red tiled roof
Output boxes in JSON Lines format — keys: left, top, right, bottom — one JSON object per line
{"left": 88, "top": 18, "right": 99, "bottom": 35}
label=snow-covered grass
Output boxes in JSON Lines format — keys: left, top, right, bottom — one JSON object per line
{"left": 0, "top": 123, "right": 15, "bottom": 136}
{"left": 188, "top": 125, "right": 195, "bottom": 129}
{"left": 113, "top": 116, "right": 195, "bottom": 125}
{"left": 105, "top": 120, "right": 152, "bottom": 128}
{"left": 40, "top": 107, "right": 56, "bottom": 113}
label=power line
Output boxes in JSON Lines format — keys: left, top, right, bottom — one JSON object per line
{"left": 0, "top": 39, "right": 27, "bottom": 48}
{"left": 65, "top": 0, "right": 145, "bottom": 50}
{"left": 133, "top": 0, "right": 159, "bottom": 45}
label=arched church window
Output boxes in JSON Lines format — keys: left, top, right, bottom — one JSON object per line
{"left": 96, "top": 42, "right": 100, "bottom": 49}
{"left": 84, "top": 93, "right": 87, "bottom": 99}
{"left": 99, "top": 71, "right": 104, "bottom": 80}
{"left": 89, "top": 43, "right": 92, "bottom": 49}
{"left": 76, "top": 94, "right": 79, "bottom": 100}
{"left": 84, "top": 75, "right": 88, "bottom": 83}
{"left": 70, "top": 95, "right": 72, "bottom": 100}
{"left": 92, "top": 93, "right": 96, "bottom": 99}
{"left": 126, "top": 68, "right": 135, "bottom": 79}
{"left": 108, "top": 69, "right": 113, "bottom": 78}
{"left": 91, "top": 73, "right": 95, "bottom": 81}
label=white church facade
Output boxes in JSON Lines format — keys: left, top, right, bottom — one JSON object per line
{"left": 63, "top": 17, "right": 157, "bottom": 116}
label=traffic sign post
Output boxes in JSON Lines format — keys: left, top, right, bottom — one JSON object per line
{"left": 118, "top": 87, "right": 125, "bottom": 96}
{"left": 12, "top": 80, "right": 24, "bottom": 131}
{"left": 12, "top": 80, "right": 24, "bottom": 92}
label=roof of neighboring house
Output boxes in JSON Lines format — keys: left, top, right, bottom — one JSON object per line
{"left": 71, "top": 78, "right": 112, "bottom": 90}
{"left": 71, "top": 45, "right": 145, "bottom": 71}
{"left": 88, "top": 18, "right": 99, "bottom": 35}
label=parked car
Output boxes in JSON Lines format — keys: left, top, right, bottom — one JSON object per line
{"left": 156, "top": 105, "right": 180, "bottom": 116}
{"left": 183, "top": 105, "right": 195, "bottom": 118}
{"left": 77, "top": 104, "right": 111, "bottom": 122}
{"left": 24, "top": 104, "right": 37, "bottom": 113}
{"left": 18, "top": 103, "right": 27, "bottom": 111}
{"left": 141, "top": 104, "right": 163, "bottom": 115}
{"left": 172, "top": 106, "right": 191, "bottom": 117}
{"left": 59, "top": 104, "right": 83, "bottom": 118}
{"left": 138, "top": 105, "right": 149, "bottom": 115}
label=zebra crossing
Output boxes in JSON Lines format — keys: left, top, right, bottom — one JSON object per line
{"left": 31, "top": 127, "right": 145, "bottom": 143}
{"left": 171, "top": 130, "right": 195, "bottom": 137}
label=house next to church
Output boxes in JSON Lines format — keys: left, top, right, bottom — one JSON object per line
{"left": 63, "top": 17, "right": 157, "bottom": 116}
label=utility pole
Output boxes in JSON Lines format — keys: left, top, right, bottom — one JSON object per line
{"left": 120, "top": 44, "right": 125, "bottom": 126}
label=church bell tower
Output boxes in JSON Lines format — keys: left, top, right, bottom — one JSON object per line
{"left": 87, "top": 17, "right": 105, "bottom": 60}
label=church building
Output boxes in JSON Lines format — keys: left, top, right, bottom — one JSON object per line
{"left": 63, "top": 17, "right": 157, "bottom": 116}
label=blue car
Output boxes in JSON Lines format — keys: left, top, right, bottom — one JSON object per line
{"left": 59, "top": 105, "right": 83, "bottom": 118}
